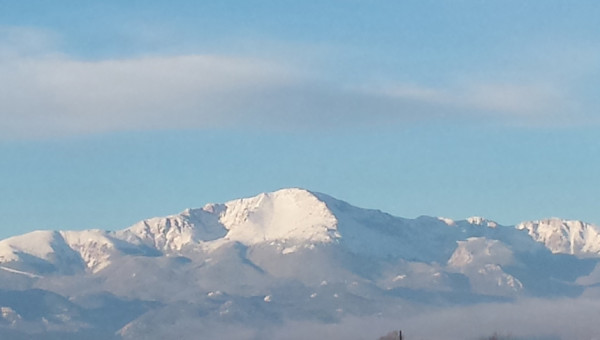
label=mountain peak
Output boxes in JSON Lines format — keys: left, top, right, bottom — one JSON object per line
{"left": 516, "top": 218, "right": 600, "bottom": 257}
{"left": 465, "top": 216, "right": 498, "bottom": 228}
{"left": 2, "top": 189, "right": 600, "bottom": 339}
{"left": 219, "top": 187, "right": 339, "bottom": 246}
{"left": 113, "top": 188, "right": 339, "bottom": 252}
{"left": 266, "top": 187, "right": 316, "bottom": 197}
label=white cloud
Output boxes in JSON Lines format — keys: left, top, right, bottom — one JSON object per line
{"left": 0, "top": 53, "right": 307, "bottom": 138}
{"left": 0, "top": 27, "right": 594, "bottom": 139}
{"left": 380, "top": 81, "right": 568, "bottom": 122}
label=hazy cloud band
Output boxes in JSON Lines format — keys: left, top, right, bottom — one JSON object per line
{"left": 0, "top": 27, "right": 590, "bottom": 139}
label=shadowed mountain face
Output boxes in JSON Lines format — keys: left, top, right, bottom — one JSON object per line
{"left": 1, "top": 188, "right": 599, "bottom": 339}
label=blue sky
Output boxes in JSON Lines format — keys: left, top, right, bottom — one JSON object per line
{"left": 1, "top": 1, "right": 599, "bottom": 238}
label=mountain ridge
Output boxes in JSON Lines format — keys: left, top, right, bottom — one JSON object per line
{"left": 2, "top": 188, "right": 600, "bottom": 276}
{"left": 1, "top": 188, "right": 600, "bottom": 339}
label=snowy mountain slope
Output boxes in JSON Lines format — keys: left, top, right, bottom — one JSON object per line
{"left": 219, "top": 188, "right": 340, "bottom": 245}
{"left": 2, "top": 188, "right": 599, "bottom": 285}
{"left": 0, "top": 231, "right": 84, "bottom": 275}
{"left": 115, "top": 206, "right": 228, "bottom": 252}
{"left": 447, "top": 237, "right": 523, "bottom": 296}
{"left": 1, "top": 188, "right": 600, "bottom": 339}
{"left": 517, "top": 218, "right": 600, "bottom": 257}
{"left": 0, "top": 228, "right": 162, "bottom": 275}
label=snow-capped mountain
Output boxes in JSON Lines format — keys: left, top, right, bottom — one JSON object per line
{"left": 0, "top": 188, "right": 599, "bottom": 339}
{"left": 517, "top": 218, "right": 600, "bottom": 257}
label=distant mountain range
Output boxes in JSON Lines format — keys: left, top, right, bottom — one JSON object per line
{"left": 1, "top": 188, "right": 599, "bottom": 339}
